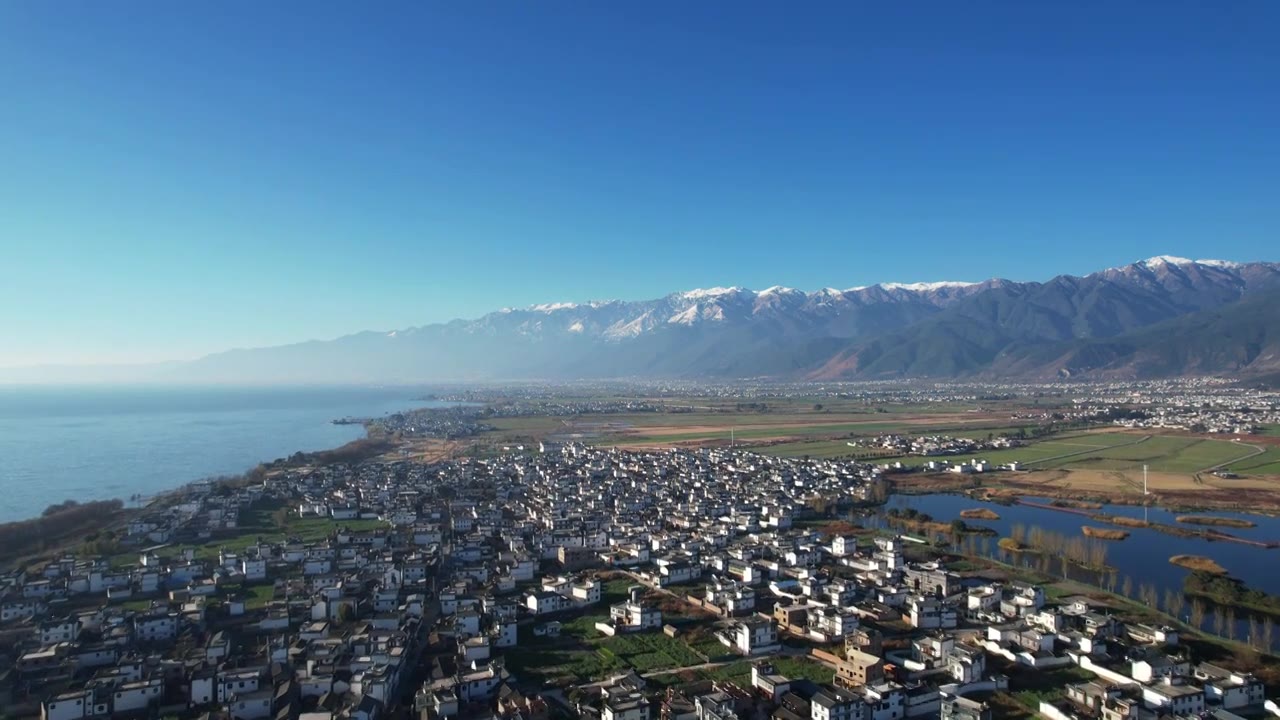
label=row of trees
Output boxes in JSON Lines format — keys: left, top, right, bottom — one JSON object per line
{"left": 947, "top": 517, "right": 1279, "bottom": 652}
{"left": 1009, "top": 522, "right": 1109, "bottom": 569}
{"left": 1115, "top": 575, "right": 1278, "bottom": 651}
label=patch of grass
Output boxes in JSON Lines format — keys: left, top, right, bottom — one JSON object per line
{"left": 1041, "top": 435, "right": 1249, "bottom": 473}
{"left": 767, "top": 656, "right": 833, "bottom": 684}
{"left": 601, "top": 578, "right": 636, "bottom": 605}
{"left": 943, "top": 433, "right": 1139, "bottom": 467}
{"left": 686, "top": 635, "right": 732, "bottom": 660}
{"left": 242, "top": 582, "right": 277, "bottom": 609}
{"left": 699, "top": 661, "right": 754, "bottom": 687}
{"left": 1229, "top": 447, "right": 1280, "bottom": 475}
{"left": 560, "top": 613, "right": 610, "bottom": 640}
{"left": 599, "top": 632, "right": 703, "bottom": 671}
{"left": 503, "top": 645, "right": 624, "bottom": 684}
{"left": 1008, "top": 665, "right": 1093, "bottom": 709}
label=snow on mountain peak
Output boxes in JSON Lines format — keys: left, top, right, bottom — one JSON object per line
{"left": 681, "top": 286, "right": 743, "bottom": 300}
{"left": 1114, "top": 256, "right": 1244, "bottom": 272}
{"left": 877, "top": 281, "right": 978, "bottom": 292}
{"left": 1194, "top": 259, "right": 1242, "bottom": 269}
{"left": 1140, "top": 255, "right": 1196, "bottom": 267}
{"left": 758, "top": 285, "right": 799, "bottom": 295}
{"left": 530, "top": 301, "right": 578, "bottom": 312}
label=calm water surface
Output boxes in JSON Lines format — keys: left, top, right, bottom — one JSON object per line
{"left": 0, "top": 386, "right": 447, "bottom": 522}
{"left": 870, "top": 493, "right": 1280, "bottom": 647}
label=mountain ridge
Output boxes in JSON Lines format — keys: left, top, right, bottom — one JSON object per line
{"left": 4, "top": 257, "right": 1277, "bottom": 384}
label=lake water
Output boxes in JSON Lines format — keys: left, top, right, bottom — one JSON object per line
{"left": 0, "top": 386, "right": 447, "bottom": 522}
{"left": 869, "top": 493, "right": 1280, "bottom": 647}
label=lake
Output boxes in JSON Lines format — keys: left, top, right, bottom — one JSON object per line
{"left": 868, "top": 493, "right": 1280, "bottom": 647}
{"left": 0, "top": 385, "right": 450, "bottom": 522}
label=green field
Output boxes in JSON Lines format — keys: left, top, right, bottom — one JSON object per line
{"left": 1040, "top": 436, "right": 1260, "bottom": 473}
{"left": 608, "top": 419, "right": 1044, "bottom": 446}
{"left": 243, "top": 582, "right": 277, "bottom": 609}
{"left": 1228, "top": 446, "right": 1280, "bottom": 475}
{"left": 651, "top": 656, "right": 832, "bottom": 689}
{"left": 507, "top": 616, "right": 710, "bottom": 684}
{"left": 598, "top": 632, "right": 704, "bottom": 672}
{"left": 918, "top": 432, "right": 1139, "bottom": 467}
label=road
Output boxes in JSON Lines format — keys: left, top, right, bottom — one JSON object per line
{"left": 1202, "top": 440, "right": 1267, "bottom": 472}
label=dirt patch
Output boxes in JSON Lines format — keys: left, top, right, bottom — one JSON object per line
{"left": 960, "top": 508, "right": 1001, "bottom": 520}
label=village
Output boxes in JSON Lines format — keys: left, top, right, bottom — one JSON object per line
{"left": 1, "top": 440, "right": 1275, "bottom": 720}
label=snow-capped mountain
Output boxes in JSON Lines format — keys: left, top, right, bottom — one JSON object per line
{"left": 12, "top": 257, "right": 1276, "bottom": 384}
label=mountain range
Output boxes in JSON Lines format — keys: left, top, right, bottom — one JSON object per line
{"left": 10, "top": 256, "right": 1280, "bottom": 384}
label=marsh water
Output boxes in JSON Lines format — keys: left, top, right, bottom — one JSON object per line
{"left": 865, "top": 493, "right": 1280, "bottom": 648}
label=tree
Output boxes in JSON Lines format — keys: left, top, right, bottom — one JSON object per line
{"left": 337, "top": 604, "right": 356, "bottom": 624}
{"left": 1164, "top": 590, "right": 1185, "bottom": 620}
{"left": 1189, "top": 599, "right": 1206, "bottom": 629}
{"left": 813, "top": 404, "right": 824, "bottom": 412}
{"left": 1122, "top": 576, "right": 1134, "bottom": 599}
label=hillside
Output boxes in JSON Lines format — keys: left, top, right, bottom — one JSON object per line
{"left": 4, "top": 256, "right": 1278, "bottom": 384}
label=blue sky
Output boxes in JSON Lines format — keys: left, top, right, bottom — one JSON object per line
{"left": 2, "top": 2, "right": 1277, "bottom": 366}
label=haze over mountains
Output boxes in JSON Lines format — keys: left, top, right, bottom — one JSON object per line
{"left": 10, "top": 257, "right": 1280, "bottom": 385}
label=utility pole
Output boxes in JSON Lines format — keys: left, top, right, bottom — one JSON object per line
{"left": 1143, "top": 464, "right": 1149, "bottom": 524}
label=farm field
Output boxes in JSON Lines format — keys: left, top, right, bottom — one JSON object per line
{"left": 604, "top": 417, "right": 1041, "bottom": 447}
{"left": 651, "top": 656, "right": 834, "bottom": 690}
{"left": 1228, "top": 446, "right": 1280, "bottom": 476}
{"left": 940, "top": 432, "right": 1141, "bottom": 467}
{"left": 1039, "top": 436, "right": 1260, "bottom": 473}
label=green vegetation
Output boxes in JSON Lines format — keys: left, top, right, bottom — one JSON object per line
{"left": 508, "top": 620, "right": 709, "bottom": 685}
{"left": 916, "top": 432, "right": 1138, "bottom": 468}
{"left": 243, "top": 582, "right": 277, "bottom": 609}
{"left": 503, "top": 644, "right": 624, "bottom": 684}
{"left": 765, "top": 656, "right": 834, "bottom": 684}
{"left": 1184, "top": 572, "right": 1280, "bottom": 617}
{"left": 685, "top": 634, "right": 732, "bottom": 660}
{"left": 599, "top": 632, "right": 703, "bottom": 672}
{"left": 1228, "top": 446, "right": 1280, "bottom": 475}
{"left": 1009, "top": 665, "right": 1095, "bottom": 709}
{"left": 1041, "top": 435, "right": 1251, "bottom": 473}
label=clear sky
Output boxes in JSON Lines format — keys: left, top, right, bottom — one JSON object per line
{"left": 2, "top": 2, "right": 1277, "bottom": 367}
